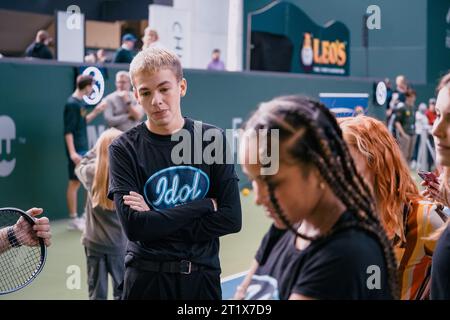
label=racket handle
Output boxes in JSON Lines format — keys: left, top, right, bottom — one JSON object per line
{"left": 7, "top": 226, "right": 22, "bottom": 248}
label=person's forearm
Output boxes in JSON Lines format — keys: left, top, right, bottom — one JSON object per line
{"left": 239, "top": 260, "right": 259, "bottom": 290}
{"left": 86, "top": 108, "right": 101, "bottom": 123}
{"left": 64, "top": 133, "right": 77, "bottom": 156}
{"left": 233, "top": 259, "right": 259, "bottom": 299}
{"left": 115, "top": 194, "right": 214, "bottom": 242}
{"left": 395, "top": 123, "right": 408, "bottom": 137}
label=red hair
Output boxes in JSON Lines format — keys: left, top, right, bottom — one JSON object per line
{"left": 340, "top": 116, "right": 419, "bottom": 242}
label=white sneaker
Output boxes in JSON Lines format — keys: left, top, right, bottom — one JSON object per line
{"left": 77, "top": 215, "right": 86, "bottom": 231}
{"left": 67, "top": 217, "right": 85, "bottom": 231}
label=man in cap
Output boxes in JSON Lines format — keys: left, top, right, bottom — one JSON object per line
{"left": 113, "top": 33, "right": 137, "bottom": 64}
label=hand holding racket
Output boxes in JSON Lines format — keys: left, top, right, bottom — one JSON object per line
{"left": 14, "top": 208, "right": 51, "bottom": 247}
{"left": 0, "top": 207, "right": 50, "bottom": 295}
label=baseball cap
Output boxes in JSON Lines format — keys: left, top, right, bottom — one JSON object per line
{"left": 122, "top": 33, "right": 137, "bottom": 42}
{"left": 429, "top": 98, "right": 436, "bottom": 105}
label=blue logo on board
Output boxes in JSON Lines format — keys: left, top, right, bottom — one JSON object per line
{"left": 144, "top": 166, "right": 210, "bottom": 209}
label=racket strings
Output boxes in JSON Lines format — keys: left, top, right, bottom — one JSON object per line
{"left": 0, "top": 209, "right": 44, "bottom": 293}
{"left": 1, "top": 248, "right": 41, "bottom": 288}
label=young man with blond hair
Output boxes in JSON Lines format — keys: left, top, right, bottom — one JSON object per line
{"left": 107, "top": 47, "right": 242, "bottom": 299}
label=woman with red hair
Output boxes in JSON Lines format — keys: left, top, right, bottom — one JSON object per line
{"left": 340, "top": 116, "right": 446, "bottom": 299}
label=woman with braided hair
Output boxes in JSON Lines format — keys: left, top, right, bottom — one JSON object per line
{"left": 237, "top": 95, "right": 397, "bottom": 300}
{"left": 340, "top": 116, "right": 446, "bottom": 300}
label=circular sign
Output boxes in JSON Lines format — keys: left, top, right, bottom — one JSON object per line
{"left": 82, "top": 66, "right": 105, "bottom": 105}
{"left": 375, "top": 81, "right": 387, "bottom": 105}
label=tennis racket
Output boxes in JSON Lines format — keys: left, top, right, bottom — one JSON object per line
{"left": 0, "top": 207, "right": 47, "bottom": 295}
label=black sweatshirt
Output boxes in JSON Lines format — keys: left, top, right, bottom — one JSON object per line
{"left": 108, "top": 118, "right": 242, "bottom": 270}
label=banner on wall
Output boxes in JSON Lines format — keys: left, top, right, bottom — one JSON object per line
{"left": 249, "top": 1, "right": 350, "bottom": 76}
{"left": 319, "top": 93, "right": 369, "bottom": 118}
{"left": 56, "top": 10, "right": 85, "bottom": 63}
{"left": 148, "top": 4, "right": 192, "bottom": 68}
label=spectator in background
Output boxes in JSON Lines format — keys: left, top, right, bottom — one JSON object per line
{"left": 96, "top": 49, "right": 110, "bottom": 64}
{"left": 385, "top": 78, "right": 393, "bottom": 108}
{"left": 75, "top": 128, "right": 127, "bottom": 300}
{"left": 425, "top": 97, "right": 438, "bottom": 169}
{"left": 395, "top": 89, "right": 417, "bottom": 163}
{"left": 395, "top": 75, "right": 409, "bottom": 102}
{"left": 84, "top": 53, "right": 97, "bottom": 64}
{"left": 389, "top": 75, "right": 409, "bottom": 110}
{"left": 426, "top": 98, "right": 437, "bottom": 126}
{"left": 411, "top": 102, "right": 431, "bottom": 170}
{"left": 113, "top": 34, "right": 136, "bottom": 64}
{"left": 64, "top": 75, "right": 106, "bottom": 231}
{"left": 142, "top": 28, "right": 165, "bottom": 50}
{"left": 207, "top": 49, "right": 225, "bottom": 71}
{"left": 25, "top": 30, "right": 53, "bottom": 60}
{"left": 100, "top": 71, "right": 144, "bottom": 131}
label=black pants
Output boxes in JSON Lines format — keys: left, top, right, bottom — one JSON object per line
{"left": 122, "top": 258, "right": 221, "bottom": 300}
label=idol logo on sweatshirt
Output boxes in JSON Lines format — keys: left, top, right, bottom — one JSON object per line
{"left": 144, "top": 166, "right": 210, "bottom": 209}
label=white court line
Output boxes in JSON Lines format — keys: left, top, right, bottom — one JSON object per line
{"left": 221, "top": 270, "right": 249, "bottom": 283}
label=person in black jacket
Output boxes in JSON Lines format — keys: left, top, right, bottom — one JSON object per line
{"left": 108, "top": 47, "right": 242, "bottom": 299}
{"left": 113, "top": 34, "right": 136, "bottom": 64}
{"left": 25, "top": 30, "right": 53, "bottom": 60}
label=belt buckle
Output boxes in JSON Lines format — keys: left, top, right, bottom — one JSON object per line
{"left": 180, "top": 260, "right": 192, "bottom": 274}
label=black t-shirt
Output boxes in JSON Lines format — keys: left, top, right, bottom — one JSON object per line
{"left": 108, "top": 118, "right": 242, "bottom": 270}
{"left": 25, "top": 42, "right": 53, "bottom": 59}
{"left": 113, "top": 48, "right": 134, "bottom": 64}
{"left": 431, "top": 223, "right": 450, "bottom": 299}
{"left": 63, "top": 96, "right": 89, "bottom": 154}
{"left": 245, "top": 225, "right": 287, "bottom": 299}
{"left": 395, "top": 104, "right": 415, "bottom": 136}
{"left": 249, "top": 212, "right": 393, "bottom": 300}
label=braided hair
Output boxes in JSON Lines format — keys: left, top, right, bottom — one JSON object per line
{"left": 244, "top": 95, "right": 400, "bottom": 299}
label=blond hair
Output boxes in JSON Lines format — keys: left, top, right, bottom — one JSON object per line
{"left": 92, "top": 128, "right": 123, "bottom": 210}
{"left": 129, "top": 47, "right": 183, "bottom": 86}
{"left": 339, "top": 116, "right": 419, "bottom": 243}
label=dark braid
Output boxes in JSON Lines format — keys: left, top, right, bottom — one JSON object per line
{"left": 303, "top": 120, "right": 374, "bottom": 217}
{"left": 248, "top": 95, "right": 400, "bottom": 299}
{"left": 304, "top": 99, "right": 377, "bottom": 216}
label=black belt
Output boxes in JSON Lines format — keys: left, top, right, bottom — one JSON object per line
{"left": 129, "top": 259, "right": 203, "bottom": 275}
